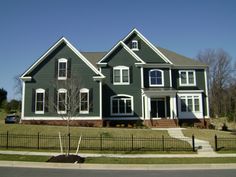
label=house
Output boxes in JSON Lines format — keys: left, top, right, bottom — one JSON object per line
{"left": 20, "top": 29, "right": 209, "bottom": 127}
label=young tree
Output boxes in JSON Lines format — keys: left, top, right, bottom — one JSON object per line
{"left": 52, "top": 77, "right": 89, "bottom": 155}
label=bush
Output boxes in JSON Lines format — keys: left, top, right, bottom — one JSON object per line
{"left": 222, "top": 123, "right": 228, "bottom": 131}
{"left": 208, "top": 123, "right": 216, "bottom": 129}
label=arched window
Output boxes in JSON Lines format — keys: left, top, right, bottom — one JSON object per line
{"left": 35, "top": 88, "right": 45, "bottom": 114}
{"left": 149, "top": 69, "right": 164, "bottom": 86}
{"left": 57, "top": 88, "right": 67, "bottom": 114}
{"left": 111, "top": 94, "right": 133, "bottom": 116}
{"left": 80, "top": 88, "right": 89, "bottom": 114}
{"left": 58, "top": 58, "right": 68, "bottom": 80}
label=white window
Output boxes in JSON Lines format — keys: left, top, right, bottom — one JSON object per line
{"left": 180, "top": 95, "right": 200, "bottom": 113}
{"left": 35, "top": 88, "right": 45, "bottom": 114}
{"left": 113, "top": 66, "right": 130, "bottom": 85}
{"left": 111, "top": 95, "right": 133, "bottom": 116}
{"left": 80, "top": 88, "right": 89, "bottom": 114}
{"left": 131, "top": 40, "right": 139, "bottom": 51}
{"left": 179, "top": 70, "right": 196, "bottom": 86}
{"left": 58, "top": 58, "right": 68, "bottom": 80}
{"left": 57, "top": 88, "right": 67, "bottom": 114}
{"left": 149, "top": 69, "right": 164, "bottom": 86}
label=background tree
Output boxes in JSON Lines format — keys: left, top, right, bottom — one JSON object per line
{"left": 197, "top": 49, "right": 236, "bottom": 119}
{"left": 0, "top": 88, "right": 7, "bottom": 108}
{"left": 14, "top": 75, "right": 22, "bottom": 100}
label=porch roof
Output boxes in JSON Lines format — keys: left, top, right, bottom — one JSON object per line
{"left": 142, "top": 88, "right": 177, "bottom": 97}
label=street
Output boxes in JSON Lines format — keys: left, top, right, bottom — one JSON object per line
{"left": 0, "top": 167, "right": 236, "bottom": 177}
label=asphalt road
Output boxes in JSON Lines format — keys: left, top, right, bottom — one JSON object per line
{"left": 1, "top": 167, "right": 236, "bottom": 177}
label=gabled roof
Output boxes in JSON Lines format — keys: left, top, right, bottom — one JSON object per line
{"left": 122, "top": 28, "right": 173, "bottom": 64}
{"left": 20, "top": 37, "right": 105, "bottom": 80}
{"left": 156, "top": 47, "right": 207, "bottom": 67}
{"left": 97, "top": 41, "right": 146, "bottom": 65}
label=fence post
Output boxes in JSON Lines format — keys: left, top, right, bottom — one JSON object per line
{"left": 131, "top": 134, "right": 134, "bottom": 151}
{"left": 192, "top": 135, "right": 195, "bottom": 152}
{"left": 162, "top": 135, "right": 165, "bottom": 151}
{"left": 6, "top": 131, "right": 9, "bottom": 149}
{"left": 37, "top": 132, "right": 40, "bottom": 150}
{"left": 68, "top": 133, "right": 71, "bottom": 153}
{"left": 215, "top": 134, "right": 218, "bottom": 151}
{"left": 100, "top": 134, "right": 103, "bottom": 151}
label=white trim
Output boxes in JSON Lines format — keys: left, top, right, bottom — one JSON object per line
{"left": 172, "top": 65, "right": 207, "bottom": 69}
{"left": 113, "top": 66, "right": 130, "bottom": 85}
{"left": 79, "top": 88, "right": 89, "bottom": 114}
{"left": 110, "top": 94, "right": 134, "bottom": 116}
{"left": 97, "top": 41, "right": 145, "bottom": 65}
{"left": 149, "top": 69, "right": 164, "bottom": 87}
{"left": 35, "top": 88, "right": 45, "bottom": 114}
{"left": 204, "top": 69, "right": 210, "bottom": 118}
{"left": 21, "top": 81, "right": 25, "bottom": 119}
{"left": 57, "top": 88, "right": 67, "bottom": 114}
{"left": 177, "top": 93, "right": 203, "bottom": 119}
{"left": 144, "top": 64, "right": 171, "bottom": 68}
{"left": 57, "top": 58, "right": 68, "bottom": 80}
{"left": 131, "top": 40, "right": 139, "bottom": 51}
{"left": 169, "top": 69, "right": 172, "bottom": 87}
{"left": 20, "top": 76, "right": 32, "bottom": 81}
{"left": 99, "top": 80, "right": 102, "bottom": 119}
{"left": 21, "top": 37, "right": 104, "bottom": 79}
{"left": 22, "top": 116, "right": 102, "bottom": 120}
{"left": 177, "top": 90, "right": 204, "bottom": 93}
{"left": 103, "top": 117, "right": 140, "bottom": 120}
{"left": 179, "top": 70, "right": 196, "bottom": 86}
{"left": 122, "top": 28, "right": 173, "bottom": 64}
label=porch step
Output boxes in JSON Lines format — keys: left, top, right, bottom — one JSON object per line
{"left": 151, "top": 119, "right": 178, "bottom": 128}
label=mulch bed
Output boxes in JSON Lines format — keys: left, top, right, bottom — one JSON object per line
{"left": 47, "top": 154, "right": 85, "bottom": 163}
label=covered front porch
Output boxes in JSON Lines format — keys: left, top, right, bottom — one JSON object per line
{"left": 142, "top": 88, "right": 178, "bottom": 120}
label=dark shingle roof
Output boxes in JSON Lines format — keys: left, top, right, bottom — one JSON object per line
{"left": 81, "top": 47, "right": 207, "bottom": 68}
{"left": 156, "top": 47, "right": 207, "bottom": 67}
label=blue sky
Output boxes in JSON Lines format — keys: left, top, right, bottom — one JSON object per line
{"left": 0, "top": 0, "right": 236, "bottom": 100}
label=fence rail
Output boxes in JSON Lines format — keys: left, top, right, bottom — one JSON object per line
{"left": 0, "top": 132, "right": 193, "bottom": 152}
{"left": 1, "top": 132, "right": 235, "bottom": 152}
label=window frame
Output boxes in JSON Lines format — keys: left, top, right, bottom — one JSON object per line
{"left": 113, "top": 66, "right": 130, "bottom": 85}
{"left": 149, "top": 69, "right": 164, "bottom": 87}
{"left": 80, "top": 88, "right": 89, "bottom": 114}
{"left": 131, "top": 40, "right": 139, "bottom": 51}
{"left": 58, "top": 58, "right": 68, "bottom": 80}
{"left": 57, "top": 88, "right": 67, "bottom": 114}
{"left": 179, "top": 70, "right": 196, "bottom": 86}
{"left": 110, "top": 94, "right": 134, "bottom": 116}
{"left": 35, "top": 88, "right": 45, "bottom": 114}
{"left": 179, "top": 94, "right": 201, "bottom": 113}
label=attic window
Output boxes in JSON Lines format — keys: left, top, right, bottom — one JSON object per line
{"left": 58, "top": 58, "right": 67, "bottom": 80}
{"left": 131, "top": 40, "right": 139, "bottom": 51}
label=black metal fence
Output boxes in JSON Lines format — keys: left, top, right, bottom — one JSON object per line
{"left": 0, "top": 132, "right": 194, "bottom": 152}
{"left": 214, "top": 135, "right": 236, "bottom": 151}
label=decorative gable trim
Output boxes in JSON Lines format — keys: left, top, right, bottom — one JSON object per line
{"left": 122, "top": 28, "right": 173, "bottom": 64}
{"left": 20, "top": 37, "right": 105, "bottom": 80}
{"left": 97, "top": 41, "right": 145, "bottom": 66}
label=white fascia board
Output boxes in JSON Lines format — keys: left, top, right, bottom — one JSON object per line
{"left": 20, "top": 76, "right": 32, "bottom": 81}
{"left": 93, "top": 75, "right": 106, "bottom": 81}
{"left": 172, "top": 65, "right": 208, "bottom": 69}
{"left": 21, "top": 37, "right": 104, "bottom": 79}
{"left": 177, "top": 90, "right": 204, "bottom": 93}
{"left": 63, "top": 38, "right": 105, "bottom": 78}
{"left": 97, "top": 41, "right": 145, "bottom": 65}
{"left": 21, "top": 37, "right": 66, "bottom": 78}
{"left": 122, "top": 28, "right": 173, "bottom": 64}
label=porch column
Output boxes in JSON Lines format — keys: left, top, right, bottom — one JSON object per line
{"left": 144, "top": 96, "right": 151, "bottom": 119}
{"left": 170, "top": 95, "right": 177, "bottom": 119}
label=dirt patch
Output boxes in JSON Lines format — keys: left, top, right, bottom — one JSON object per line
{"left": 47, "top": 155, "right": 85, "bottom": 163}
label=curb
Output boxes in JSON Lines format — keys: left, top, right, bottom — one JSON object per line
{"left": 0, "top": 161, "right": 236, "bottom": 170}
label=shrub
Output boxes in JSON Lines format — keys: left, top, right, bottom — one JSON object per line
{"left": 222, "top": 123, "right": 228, "bottom": 131}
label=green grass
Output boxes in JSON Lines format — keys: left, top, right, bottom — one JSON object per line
{"left": 0, "top": 154, "right": 50, "bottom": 162}
{"left": 85, "top": 157, "right": 236, "bottom": 164}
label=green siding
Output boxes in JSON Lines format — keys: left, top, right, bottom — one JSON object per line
{"left": 124, "top": 33, "right": 166, "bottom": 63}
{"left": 24, "top": 43, "right": 100, "bottom": 117}
{"left": 144, "top": 68, "right": 170, "bottom": 88}
{"left": 101, "top": 46, "right": 142, "bottom": 117}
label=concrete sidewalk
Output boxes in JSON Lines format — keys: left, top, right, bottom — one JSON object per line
{"left": 0, "top": 150, "right": 236, "bottom": 158}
